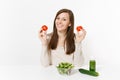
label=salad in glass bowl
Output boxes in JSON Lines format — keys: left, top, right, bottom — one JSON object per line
{"left": 56, "top": 62, "right": 74, "bottom": 75}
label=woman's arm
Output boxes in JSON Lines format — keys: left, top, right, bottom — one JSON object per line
{"left": 73, "top": 43, "right": 84, "bottom": 67}
{"left": 74, "top": 29, "right": 86, "bottom": 67}
{"left": 40, "top": 45, "right": 51, "bottom": 67}
{"left": 38, "top": 28, "right": 52, "bottom": 67}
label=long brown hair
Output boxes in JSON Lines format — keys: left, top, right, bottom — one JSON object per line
{"left": 48, "top": 8, "right": 75, "bottom": 55}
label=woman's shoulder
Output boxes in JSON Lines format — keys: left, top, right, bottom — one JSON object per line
{"left": 74, "top": 33, "right": 77, "bottom": 37}
{"left": 74, "top": 33, "right": 77, "bottom": 41}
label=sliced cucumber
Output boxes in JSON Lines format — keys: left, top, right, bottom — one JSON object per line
{"left": 79, "top": 68, "right": 99, "bottom": 77}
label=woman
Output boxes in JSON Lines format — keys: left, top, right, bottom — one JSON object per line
{"left": 39, "top": 8, "right": 86, "bottom": 67}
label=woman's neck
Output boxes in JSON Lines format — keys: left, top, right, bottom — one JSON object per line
{"left": 57, "top": 31, "right": 66, "bottom": 47}
{"left": 57, "top": 31, "right": 66, "bottom": 39}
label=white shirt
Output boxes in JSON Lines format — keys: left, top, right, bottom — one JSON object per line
{"left": 40, "top": 33, "right": 84, "bottom": 67}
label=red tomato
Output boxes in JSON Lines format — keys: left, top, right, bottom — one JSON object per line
{"left": 76, "top": 26, "right": 83, "bottom": 31}
{"left": 42, "top": 25, "right": 48, "bottom": 31}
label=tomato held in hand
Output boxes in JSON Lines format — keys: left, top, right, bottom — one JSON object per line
{"left": 76, "top": 26, "right": 83, "bottom": 31}
{"left": 42, "top": 25, "right": 48, "bottom": 31}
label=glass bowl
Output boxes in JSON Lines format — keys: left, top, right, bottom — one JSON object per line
{"left": 56, "top": 62, "right": 74, "bottom": 75}
{"left": 57, "top": 67, "right": 71, "bottom": 75}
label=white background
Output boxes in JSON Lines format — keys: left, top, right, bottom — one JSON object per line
{"left": 0, "top": 0, "right": 120, "bottom": 69}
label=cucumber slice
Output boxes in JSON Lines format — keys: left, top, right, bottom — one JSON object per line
{"left": 79, "top": 68, "right": 99, "bottom": 77}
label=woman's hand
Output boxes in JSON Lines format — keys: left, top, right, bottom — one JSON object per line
{"left": 38, "top": 28, "right": 48, "bottom": 46}
{"left": 76, "top": 28, "right": 86, "bottom": 43}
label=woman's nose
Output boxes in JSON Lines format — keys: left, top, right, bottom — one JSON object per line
{"left": 57, "top": 19, "right": 62, "bottom": 24}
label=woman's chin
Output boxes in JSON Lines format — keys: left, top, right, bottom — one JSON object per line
{"left": 57, "top": 29, "right": 66, "bottom": 32}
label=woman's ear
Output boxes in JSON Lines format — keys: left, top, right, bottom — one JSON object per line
{"left": 69, "top": 23, "right": 71, "bottom": 26}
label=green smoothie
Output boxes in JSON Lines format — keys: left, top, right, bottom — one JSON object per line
{"left": 89, "top": 60, "right": 96, "bottom": 72}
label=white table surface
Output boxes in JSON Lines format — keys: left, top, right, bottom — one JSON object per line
{"left": 0, "top": 64, "right": 120, "bottom": 80}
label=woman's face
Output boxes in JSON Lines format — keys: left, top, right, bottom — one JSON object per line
{"left": 55, "top": 12, "right": 71, "bottom": 32}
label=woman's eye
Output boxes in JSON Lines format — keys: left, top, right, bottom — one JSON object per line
{"left": 63, "top": 19, "right": 66, "bottom": 21}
